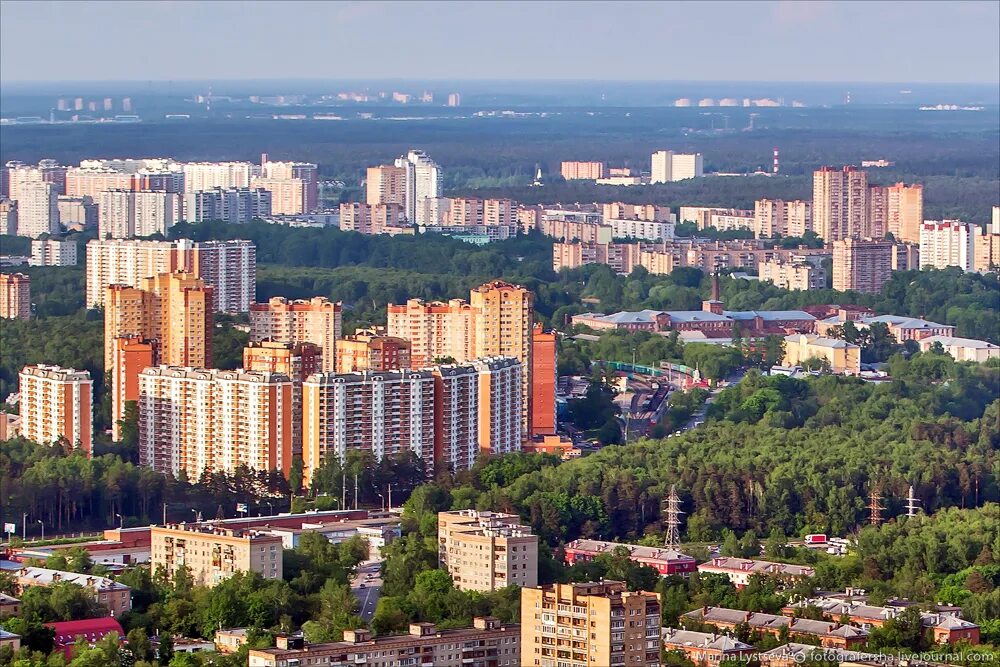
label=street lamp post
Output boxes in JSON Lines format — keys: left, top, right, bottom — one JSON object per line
{"left": 37, "top": 520, "right": 44, "bottom": 541}
{"left": 376, "top": 492, "right": 386, "bottom": 512}
{"left": 115, "top": 513, "right": 124, "bottom": 529}
{"left": 22, "top": 512, "right": 27, "bottom": 540}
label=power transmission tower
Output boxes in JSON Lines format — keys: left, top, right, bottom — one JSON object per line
{"left": 905, "top": 485, "right": 921, "bottom": 517}
{"left": 663, "top": 485, "right": 683, "bottom": 549}
{"left": 868, "top": 482, "right": 885, "bottom": 526}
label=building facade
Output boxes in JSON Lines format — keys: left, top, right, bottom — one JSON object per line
{"left": 0, "top": 272, "right": 30, "bottom": 319}
{"left": 758, "top": 260, "right": 826, "bottom": 291}
{"left": 18, "top": 365, "right": 93, "bottom": 454}
{"left": 438, "top": 510, "right": 539, "bottom": 592}
{"left": 886, "top": 183, "right": 923, "bottom": 244}
{"left": 30, "top": 238, "right": 77, "bottom": 266}
{"left": 150, "top": 525, "right": 283, "bottom": 587}
{"left": 16, "top": 181, "right": 60, "bottom": 238}
{"left": 832, "top": 238, "right": 894, "bottom": 293}
{"left": 521, "top": 581, "right": 661, "bottom": 667}
{"left": 919, "top": 220, "right": 979, "bottom": 272}
{"left": 138, "top": 366, "right": 293, "bottom": 478}
{"left": 812, "top": 166, "right": 868, "bottom": 242}
{"left": 249, "top": 297, "right": 343, "bottom": 372}
{"left": 560, "top": 161, "right": 606, "bottom": 180}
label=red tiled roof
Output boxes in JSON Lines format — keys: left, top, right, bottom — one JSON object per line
{"left": 46, "top": 617, "right": 124, "bottom": 656}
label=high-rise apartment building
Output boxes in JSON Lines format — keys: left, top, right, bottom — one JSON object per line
{"left": 813, "top": 166, "right": 868, "bottom": 242}
{"left": 651, "top": 150, "right": 673, "bottom": 184}
{"left": 138, "top": 366, "right": 293, "bottom": 478}
{"left": 181, "top": 187, "right": 272, "bottom": 224}
{"left": 18, "top": 365, "right": 93, "bottom": 454}
{"left": 302, "top": 370, "right": 436, "bottom": 482}
{"left": 560, "top": 161, "right": 606, "bottom": 180}
{"left": 365, "top": 165, "right": 408, "bottom": 207}
{"left": 602, "top": 202, "right": 672, "bottom": 222}
{"left": 0, "top": 272, "right": 31, "bottom": 319}
{"left": 887, "top": 183, "right": 924, "bottom": 244}
{"left": 387, "top": 298, "right": 476, "bottom": 368}
{"left": 447, "top": 198, "right": 516, "bottom": 227}
{"left": 867, "top": 185, "right": 888, "bottom": 239}
{"left": 150, "top": 524, "right": 283, "bottom": 587}
{"left": 64, "top": 168, "right": 137, "bottom": 200}
{"left": 56, "top": 195, "right": 98, "bottom": 230}
{"left": 111, "top": 335, "right": 155, "bottom": 441}
{"left": 470, "top": 281, "right": 533, "bottom": 435}
{"left": 86, "top": 239, "right": 255, "bottom": 313}
{"left": 182, "top": 162, "right": 257, "bottom": 192}
{"left": 249, "top": 297, "right": 342, "bottom": 372}
{"left": 520, "top": 581, "right": 662, "bottom": 667}
{"left": 832, "top": 238, "right": 894, "bottom": 293}
{"left": 301, "top": 358, "right": 521, "bottom": 481}
{"left": 249, "top": 177, "right": 305, "bottom": 215}
{"left": 394, "top": 150, "right": 441, "bottom": 224}
{"left": 473, "top": 357, "right": 524, "bottom": 457}
{"left": 16, "top": 182, "right": 59, "bottom": 238}
{"left": 438, "top": 510, "right": 538, "bottom": 592}
{"left": 6, "top": 160, "right": 66, "bottom": 203}
{"left": 530, "top": 325, "right": 557, "bottom": 437}
{"left": 338, "top": 202, "right": 405, "bottom": 234}
{"left": 0, "top": 199, "right": 17, "bottom": 235}
{"left": 259, "top": 159, "right": 318, "bottom": 213}
{"left": 98, "top": 190, "right": 183, "bottom": 239}
{"left": 335, "top": 332, "right": 411, "bottom": 373}
{"left": 671, "top": 153, "right": 704, "bottom": 181}
{"left": 974, "top": 231, "right": 1000, "bottom": 273}
{"left": 30, "top": 238, "right": 78, "bottom": 266}
{"left": 919, "top": 220, "right": 979, "bottom": 272}
{"left": 243, "top": 340, "right": 323, "bottom": 460}
{"left": 105, "top": 273, "right": 213, "bottom": 434}
{"left": 432, "top": 364, "right": 480, "bottom": 472}
{"left": 754, "top": 199, "right": 813, "bottom": 238}
{"left": 387, "top": 281, "right": 534, "bottom": 437}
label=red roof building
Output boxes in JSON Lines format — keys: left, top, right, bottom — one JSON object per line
{"left": 564, "top": 539, "right": 697, "bottom": 576}
{"left": 46, "top": 617, "right": 124, "bottom": 658}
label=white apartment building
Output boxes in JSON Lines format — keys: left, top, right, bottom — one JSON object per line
{"left": 98, "top": 191, "right": 183, "bottom": 239}
{"left": 672, "top": 153, "right": 704, "bottom": 181}
{"left": 86, "top": 238, "right": 256, "bottom": 313}
{"left": 182, "top": 162, "right": 258, "bottom": 192}
{"left": 15, "top": 182, "right": 60, "bottom": 238}
{"left": 138, "top": 366, "right": 293, "bottom": 479}
{"left": 919, "top": 220, "right": 979, "bottom": 272}
{"left": 30, "top": 238, "right": 78, "bottom": 266}
{"left": 472, "top": 357, "right": 523, "bottom": 457}
{"left": 608, "top": 217, "right": 675, "bottom": 241}
{"left": 651, "top": 150, "right": 704, "bottom": 183}
{"left": 182, "top": 188, "right": 272, "bottom": 224}
{"left": 754, "top": 199, "right": 813, "bottom": 238}
{"left": 680, "top": 207, "right": 754, "bottom": 232}
{"left": 394, "top": 150, "right": 441, "bottom": 224}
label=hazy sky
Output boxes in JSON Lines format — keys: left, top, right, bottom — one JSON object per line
{"left": 2, "top": 0, "right": 998, "bottom": 83}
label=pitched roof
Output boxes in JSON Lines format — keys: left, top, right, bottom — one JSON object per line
{"left": 566, "top": 539, "right": 695, "bottom": 563}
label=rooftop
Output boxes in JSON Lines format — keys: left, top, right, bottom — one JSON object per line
{"left": 565, "top": 539, "right": 695, "bottom": 563}
{"left": 16, "top": 567, "right": 129, "bottom": 592}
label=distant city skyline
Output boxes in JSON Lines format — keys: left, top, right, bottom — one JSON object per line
{"left": 1, "top": 0, "right": 998, "bottom": 84}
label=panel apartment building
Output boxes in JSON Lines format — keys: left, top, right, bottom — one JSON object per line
{"left": 521, "top": 581, "right": 662, "bottom": 667}
{"left": 86, "top": 238, "right": 256, "bottom": 313}
{"left": 438, "top": 510, "right": 539, "bottom": 592}
{"left": 151, "top": 524, "right": 283, "bottom": 587}
{"left": 18, "top": 365, "right": 93, "bottom": 455}
{"left": 249, "top": 296, "right": 343, "bottom": 373}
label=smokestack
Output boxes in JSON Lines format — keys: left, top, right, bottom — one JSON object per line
{"left": 711, "top": 272, "right": 720, "bottom": 302}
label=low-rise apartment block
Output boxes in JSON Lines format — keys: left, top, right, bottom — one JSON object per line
{"left": 783, "top": 334, "right": 861, "bottom": 374}
{"left": 661, "top": 628, "right": 755, "bottom": 666}
{"left": 15, "top": 567, "right": 131, "bottom": 617}
{"left": 151, "top": 524, "right": 283, "bottom": 587}
{"left": 563, "top": 539, "right": 696, "bottom": 577}
{"left": 438, "top": 510, "right": 538, "bottom": 592}
{"left": 682, "top": 606, "right": 869, "bottom": 649}
{"left": 697, "top": 557, "right": 815, "bottom": 588}
{"left": 561, "top": 161, "right": 606, "bottom": 180}
{"left": 248, "top": 617, "right": 520, "bottom": 667}
{"left": 521, "top": 580, "right": 662, "bottom": 667}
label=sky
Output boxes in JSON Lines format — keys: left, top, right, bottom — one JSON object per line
{"left": 1, "top": 0, "right": 998, "bottom": 84}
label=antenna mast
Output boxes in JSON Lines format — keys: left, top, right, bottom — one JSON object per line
{"left": 868, "top": 482, "right": 885, "bottom": 526}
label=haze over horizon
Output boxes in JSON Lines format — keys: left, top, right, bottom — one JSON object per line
{"left": 1, "top": 0, "right": 998, "bottom": 84}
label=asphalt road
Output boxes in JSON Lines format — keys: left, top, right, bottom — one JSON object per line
{"left": 351, "top": 559, "right": 383, "bottom": 621}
